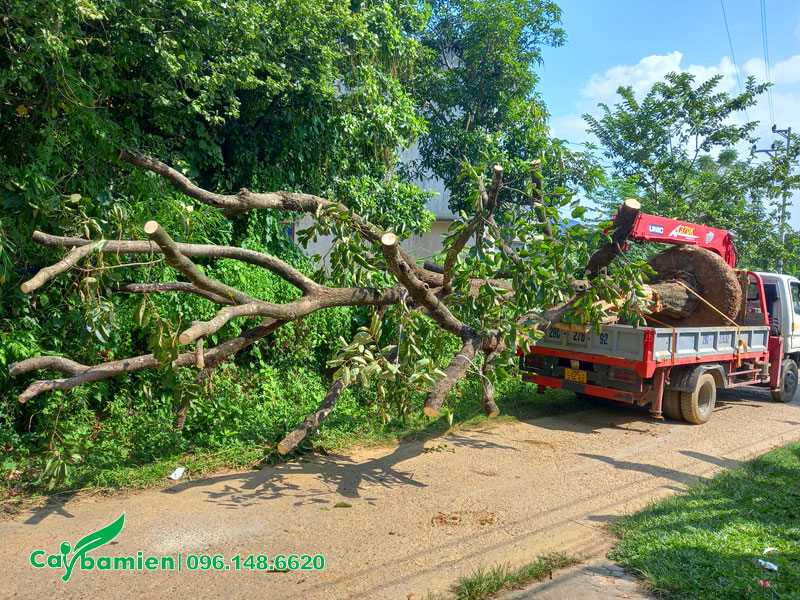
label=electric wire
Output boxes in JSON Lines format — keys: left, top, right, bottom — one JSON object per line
{"left": 760, "top": 0, "right": 776, "bottom": 136}
{"left": 719, "top": 0, "right": 750, "bottom": 123}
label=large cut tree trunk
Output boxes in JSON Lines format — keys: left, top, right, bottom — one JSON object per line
{"left": 645, "top": 245, "right": 741, "bottom": 326}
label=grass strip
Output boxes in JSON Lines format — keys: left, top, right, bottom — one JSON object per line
{"left": 610, "top": 441, "right": 800, "bottom": 599}
{"left": 430, "top": 552, "right": 579, "bottom": 600}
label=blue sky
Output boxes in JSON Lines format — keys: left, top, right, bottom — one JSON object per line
{"left": 536, "top": 0, "right": 800, "bottom": 226}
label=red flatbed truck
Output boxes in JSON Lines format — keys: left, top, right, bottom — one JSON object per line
{"left": 520, "top": 211, "right": 800, "bottom": 423}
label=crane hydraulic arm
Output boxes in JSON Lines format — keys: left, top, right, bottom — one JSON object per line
{"left": 619, "top": 211, "right": 738, "bottom": 268}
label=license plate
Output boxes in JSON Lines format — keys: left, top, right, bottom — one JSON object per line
{"left": 564, "top": 368, "right": 587, "bottom": 383}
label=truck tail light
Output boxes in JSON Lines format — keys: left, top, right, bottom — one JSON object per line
{"left": 523, "top": 354, "right": 550, "bottom": 371}
{"left": 608, "top": 367, "right": 639, "bottom": 385}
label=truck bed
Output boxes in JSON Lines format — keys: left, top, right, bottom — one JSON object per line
{"left": 535, "top": 324, "right": 769, "bottom": 366}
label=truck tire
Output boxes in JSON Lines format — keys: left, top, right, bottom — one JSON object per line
{"left": 771, "top": 359, "right": 798, "bottom": 403}
{"left": 680, "top": 373, "right": 716, "bottom": 424}
{"left": 661, "top": 389, "right": 683, "bottom": 420}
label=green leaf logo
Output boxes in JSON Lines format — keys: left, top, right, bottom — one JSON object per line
{"left": 61, "top": 513, "right": 125, "bottom": 582}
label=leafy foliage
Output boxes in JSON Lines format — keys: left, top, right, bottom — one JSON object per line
{"left": 410, "top": 0, "right": 602, "bottom": 211}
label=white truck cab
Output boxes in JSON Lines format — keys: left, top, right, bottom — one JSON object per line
{"left": 756, "top": 273, "right": 800, "bottom": 355}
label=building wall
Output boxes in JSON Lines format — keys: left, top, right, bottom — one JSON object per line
{"left": 295, "top": 215, "right": 454, "bottom": 266}
{"left": 296, "top": 142, "right": 459, "bottom": 265}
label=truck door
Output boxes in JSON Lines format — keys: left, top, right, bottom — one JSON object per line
{"left": 789, "top": 280, "right": 800, "bottom": 353}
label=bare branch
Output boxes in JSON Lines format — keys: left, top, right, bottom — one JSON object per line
{"left": 179, "top": 304, "right": 264, "bottom": 345}
{"left": 119, "top": 152, "right": 444, "bottom": 288}
{"left": 178, "top": 285, "right": 406, "bottom": 345}
{"left": 20, "top": 242, "right": 103, "bottom": 294}
{"left": 119, "top": 151, "right": 385, "bottom": 244}
{"left": 32, "top": 231, "right": 318, "bottom": 293}
{"left": 11, "top": 318, "right": 289, "bottom": 403}
{"left": 276, "top": 344, "right": 401, "bottom": 455}
{"left": 144, "top": 221, "right": 257, "bottom": 305}
{"left": 586, "top": 198, "right": 641, "bottom": 279}
{"left": 9, "top": 356, "right": 90, "bottom": 378}
{"left": 277, "top": 379, "right": 345, "bottom": 455}
{"left": 481, "top": 345, "right": 502, "bottom": 418}
{"left": 423, "top": 336, "right": 482, "bottom": 417}
{"left": 381, "top": 233, "right": 473, "bottom": 339}
{"left": 118, "top": 282, "right": 233, "bottom": 305}
{"left": 195, "top": 335, "right": 205, "bottom": 370}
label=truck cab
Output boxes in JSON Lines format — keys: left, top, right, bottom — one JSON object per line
{"left": 757, "top": 273, "right": 800, "bottom": 358}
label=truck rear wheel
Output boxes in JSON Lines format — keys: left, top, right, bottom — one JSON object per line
{"left": 771, "top": 359, "right": 798, "bottom": 403}
{"left": 661, "top": 389, "right": 683, "bottom": 420}
{"left": 680, "top": 373, "right": 716, "bottom": 424}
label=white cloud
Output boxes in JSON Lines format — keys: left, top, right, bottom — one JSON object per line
{"left": 771, "top": 55, "right": 800, "bottom": 85}
{"left": 549, "top": 113, "right": 595, "bottom": 144}
{"left": 565, "top": 51, "right": 800, "bottom": 143}
{"left": 556, "top": 51, "right": 800, "bottom": 227}
{"left": 581, "top": 51, "right": 683, "bottom": 103}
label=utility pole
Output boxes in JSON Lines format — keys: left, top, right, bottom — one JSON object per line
{"left": 754, "top": 125, "right": 792, "bottom": 267}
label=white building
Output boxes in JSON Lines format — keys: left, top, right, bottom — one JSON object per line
{"left": 296, "top": 144, "right": 457, "bottom": 263}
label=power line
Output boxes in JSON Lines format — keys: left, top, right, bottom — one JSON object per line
{"left": 719, "top": 0, "right": 750, "bottom": 123}
{"left": 759, "top": 0, "right": 776, "bottom": 132}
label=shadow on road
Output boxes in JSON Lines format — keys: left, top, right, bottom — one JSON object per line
{"left": 160, "top": 431, "right": 517, "bottom": 508}
{"left": 578, "top": 453, "right": 703, "bottom": 486}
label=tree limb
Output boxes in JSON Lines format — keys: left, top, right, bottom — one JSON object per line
{"left": 381, "top": 232, "right": 474, "bottom": 339}
{"left": 423, "top": 336, "right": 482, "bottom": 417}
{"left": 586, "top": 198, "right": 641, "bottom": 279}
{"left": 144, "top": 221, "right": 257, "bottom": 305}
{"left": 10, "top": 318, "right": 288, "bottom": 403}
{"left": 277, "top": 379, "right": 345, "bottom": 455}
{"left": 20, "top": 242, "right": 103, "bottom": 293}
{"left": 32, "top": 231, "right": 318, "bottom": 294}
{"left": 118, "top": 282, "right": 233, "bottom": 305}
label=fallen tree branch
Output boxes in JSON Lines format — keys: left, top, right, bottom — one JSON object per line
{"left": 381, "top": 232, "right": 474, "bottom": 339}
{"left": 20, "top": 242, "right": 103, "bottom": 294}
{"left": 423, "top": 336, "right": 482, "bottom": 417}
{"left": 118, "top": 282, "right": 233, "bottom": 305}
{"left": 481, "top": 346, "right": 502, "bottom": 418}
{"left": 32, "top": 231, "right": 318, "bottom": 293}
{"left": 276, "top": 345, "right": 401, "bottom": 455}
{"left": 11, "top": 318, "right": 288, "bottom": 403}
{"left": 277, "top": 379, "right": 345, "bottom": 455}
{"left": 144, "top": 221, "right": 257, "bottom": 305}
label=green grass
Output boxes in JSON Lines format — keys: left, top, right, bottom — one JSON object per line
{"left": 428, "top": 553, "right": 579, "bottom": 600}
{"left": 610, "top": 441, "right": 800, "bottom": 599}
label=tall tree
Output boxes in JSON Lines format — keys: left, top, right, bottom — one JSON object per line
{"left": 410, "top": 0, "right": 599, "bottom": 212}
{"left": 584, "top": 71, "right": 800, "bottom": 270}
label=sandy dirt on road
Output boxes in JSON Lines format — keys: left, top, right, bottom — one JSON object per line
{"left": 2, "top": 387, "right": 799, "bottom": 600}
